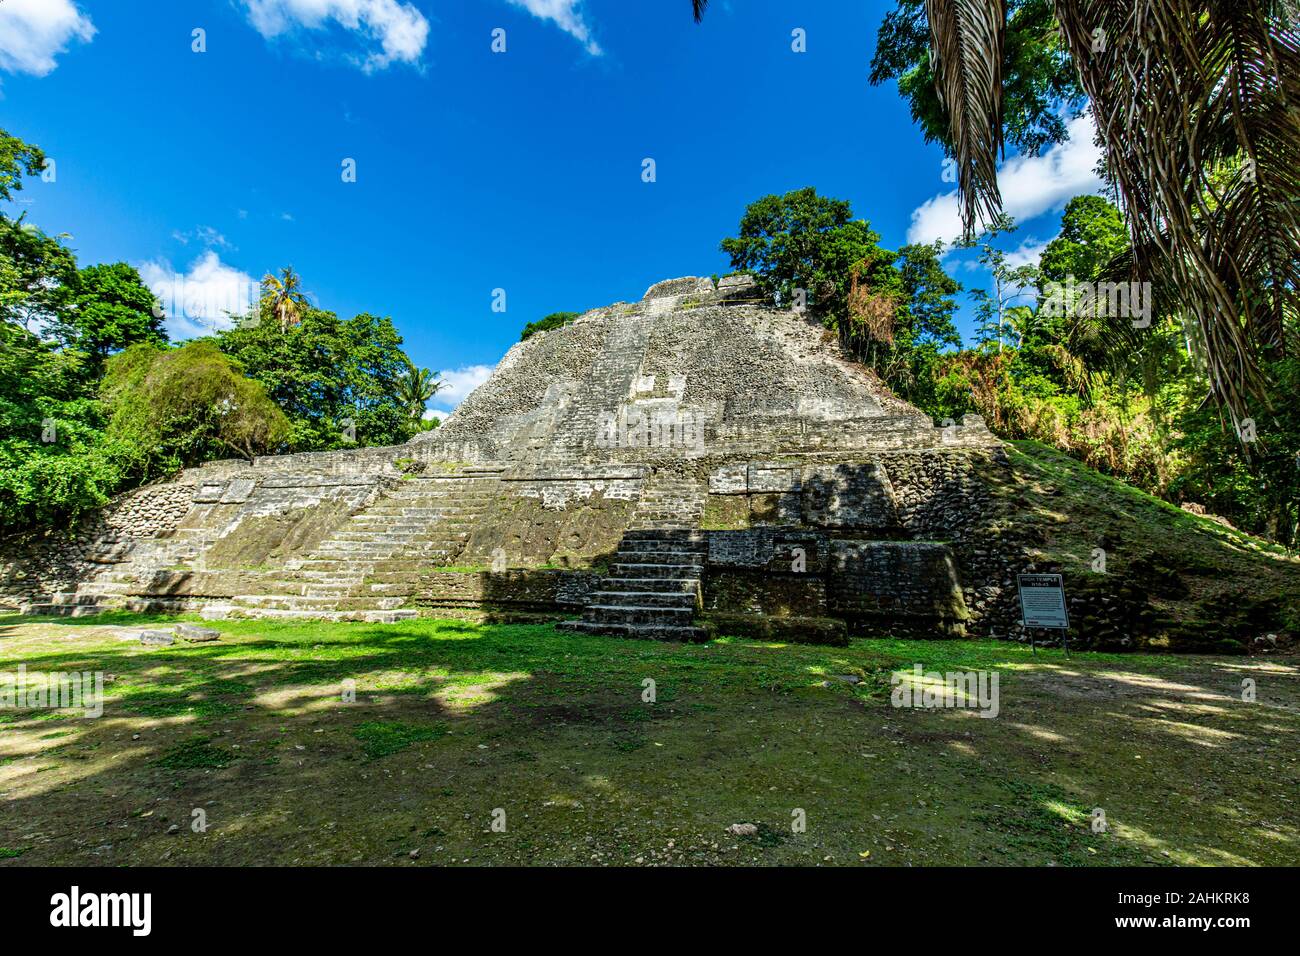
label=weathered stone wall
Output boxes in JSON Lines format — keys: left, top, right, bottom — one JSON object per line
{"left": 409, "top": 568, "right": 600, "bottom": 618}
{"left": 0, "top": 450, "right": 404, "bottom": 609}
{"left": 827, "top": 541, "right": 969, "bottom": 635}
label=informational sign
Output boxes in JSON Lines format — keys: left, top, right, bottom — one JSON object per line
{"left": 1017, "top": 574, "right": 1069, "bottom": 629}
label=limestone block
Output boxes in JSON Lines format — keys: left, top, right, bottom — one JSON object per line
{"left": 194, "top": 482, "right": 226, "bottom": 503}
{"left": 748, "top": 463, "right": 799, "bottom": 493}
{"left": 708, "top": 465, "right": 747, "bottom": 494}
{"left": 220, "top": 478, "right": 257, "bottom": 503}
{"left": 801, "top": 463, "right": 899, "bottom": 528}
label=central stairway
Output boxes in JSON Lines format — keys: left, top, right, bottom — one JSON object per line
{"left": 560, "top": 469, "right": 709, "bottom": 641}
{"left": 559, "top": 530, "right": 707, "bottom": 641}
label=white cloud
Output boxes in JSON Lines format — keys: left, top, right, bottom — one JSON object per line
{"left": 507, "top": 0, "right": 602, "bottom": 55}
{"left": 907, "top": 113, "right": 1104, "bottom": 245}
{"left": 429, "top": 363, "right": 494, "bottom": 416}
{"left": 171, "top": 226, "right": 232, "bottom": 250}
{"left": 1003, "top": 239, "right": 1049, "bottom": 270}
{"left": 0, "top": 0, "right": 95, "bottom": 76}
{"left": 139, "top": 251, "right": 260, "bottom": 341}
{"left": 241, "top": 0, "right": 429, "bottom": 72}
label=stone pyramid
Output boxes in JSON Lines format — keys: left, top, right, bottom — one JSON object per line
{"left": 2, "top": 276, "right": 1007, "bottom": 644}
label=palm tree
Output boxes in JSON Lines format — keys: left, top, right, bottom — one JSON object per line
{"left": 260, "top": 266, "right": 310, "bottom": 332}
{"left": 397, "top": 359, "right": 441, "bottom": 420}
{"left": 691, "top": 1, "right": 1300, "bottom": 432}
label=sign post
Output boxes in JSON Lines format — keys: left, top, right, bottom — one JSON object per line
{"left": 1017, "top": 573, "right": 1070, "bottom": 656}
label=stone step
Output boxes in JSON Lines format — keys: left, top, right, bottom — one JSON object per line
{"left": 584, "top": 605, "right": 696, "bottom": 625}
{"left": 124, "top": 597, "right": 190, "bottom": 614}
{"left": 368, "top": 555, "right": 460, "bottom": 571}
{"left": 365, "top": 582, "right": 420, "bottom": 596}
{"left": 259, "top": 582, "right": 359, "bottom": 596}
{"left": 22, "top": 603, "right": 106, "bottom": 617}
{"left": 345, "top": 520, "right": 469, "bottom": 532}
{"left": 226, "top": 607, "right": 418, "bottom": 623}
{"left": 609, "top": 562, "right": 701, "bottom": 579}
{"left": 330, "top": 531, "right": 439, "bottom": 542}
{"left": 297, "top": 570, "right": 368, "bottom": 582}
{"left": 50, "top": 591, "right": 107, "bottom": 606}
{"left": 613, "top": 539, "right": 705, "bottom": 553}
{"left": 231, "top": 595, "right": 406, "bottom": 611}
{"left": 601, "top": 577, "right": 700, "bottom": 594}
{"left": 78, "top": 581, "right": 134, "bottom": 596}
{"left": 590, "top": 591, "right": 696, "bottom": 609}
{"left": 623, "top": 529, "right": 707, "bottom": 542}
{"left": 557, "top": 620, "right": 708, "bottom": 643}
{"left": 614, "top": 549, "right": 705, "bottom": 566}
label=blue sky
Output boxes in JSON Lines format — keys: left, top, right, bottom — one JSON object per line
{"left": 1, "top": 0, "right": 1102, "bottom": 415}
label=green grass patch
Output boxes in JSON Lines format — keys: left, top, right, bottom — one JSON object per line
{"left": 353, "top": 720, "right": 448, "bottom": 759}
{"left": 153, "top": 735, "right": 235, "bottom": 770}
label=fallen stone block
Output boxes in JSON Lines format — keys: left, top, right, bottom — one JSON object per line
{"left": 175, "top": 623, "right": 221, "bottom": 642}
{"left": 136, "top": 629, "right": 175, "bottom": 646}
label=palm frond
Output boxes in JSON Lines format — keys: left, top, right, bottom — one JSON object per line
{"left": 925, "top": 0, "right": 1007, "bottom": 237}
{"left": 1051, "top": 0, "right": 1299, "bottom": 430}
{"left": 693, "top": 0, "right": 709, "bottom": 23}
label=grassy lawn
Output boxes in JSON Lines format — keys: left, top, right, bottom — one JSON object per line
{"left": 1, "top": 612, "right": 1297, "bottom": 866}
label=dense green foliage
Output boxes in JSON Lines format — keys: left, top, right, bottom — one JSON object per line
{"left": 521, "top": 310, "right": 580, "bottom": 340}
{"left": 101, "top": 341, "right": 289, "bottom": 479}
{"left": 0, "top": 127, "right": 435, "bottom": 537}
{"left": 720, "top": 188, "right": 891, "bottom": 322}
{"left": 724, "top": 189, "right": 1299, "bottom": 548}
{"left": 216, "top": 307, "right": 418, "bottom": 451}
{"left": 720, "top": 189, "right": 963, "bottom": 413}
{"left": 0, "top": 320, "right": 124, "bottom": 532}
{"left": 50, "top": 262, "right": 166, "bottom": 371}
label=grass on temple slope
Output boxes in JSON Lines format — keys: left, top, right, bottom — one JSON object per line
{"left": 997, "top": 441, "right": 1300, "bottom": 652}
{"left": 0, "top": 613, "right": 1296, "bottom": 867}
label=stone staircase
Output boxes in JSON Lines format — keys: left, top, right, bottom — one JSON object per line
{"left": 546, "top": 310, "right": 653, "bottom": 465}
{"left": 20, "top": 592, "right": 109, "bottom": 617}
{"left": 559, "top": 530, "right": 707, "bottom": 641}
{"left": 217, "top": 466, "right": 505, "bottom": 622}
{"left": 560, "top": 469, "right": 709, "bottom": 641}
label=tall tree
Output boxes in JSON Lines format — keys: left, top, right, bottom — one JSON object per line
{"left": 397, "top": 358, "right": 441, "bottom": 420}
{"left": 720, "top": 187, "right": 893, "bottom": 324}
{"left": 260, "top": 266, "right": 310, "bottom": 331}
{"left": 51, "top": 262, "right": 167, "bottom": 369}
{"left": 0, "top": 128, "right": 47, "bottom": 204}
{"left": 961, "top": 216, "right": 1040, "bottom": 353}
{"left": 218, "top": 306, "right": 418, "bottom": 450}
{"left": 696, "top": 2, "right": 1300, "bottom": 432}
{"left": 0, "top": 215, "right": 77, "bottom": 333}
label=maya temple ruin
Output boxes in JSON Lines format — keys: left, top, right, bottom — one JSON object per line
{"left": 0, "top": 275, "right": 1159, "bottom": 647}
